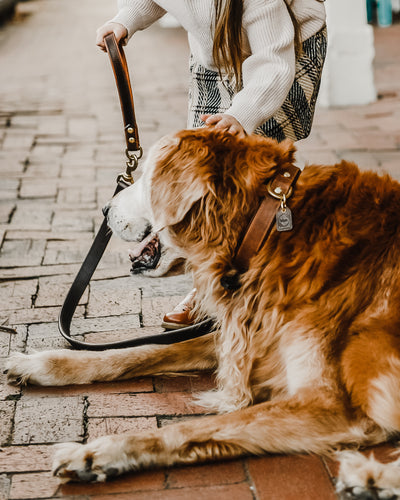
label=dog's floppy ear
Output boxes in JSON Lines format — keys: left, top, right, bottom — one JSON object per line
{"left": 150, "top": 133, "right": 212, "bottom": 231}
{"left": 152, "top": 178, "right": 207, "bottom": 231}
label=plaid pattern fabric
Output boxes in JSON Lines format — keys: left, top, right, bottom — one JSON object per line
{"left": 188, "top": 26, "right": 327, "bottom": 142}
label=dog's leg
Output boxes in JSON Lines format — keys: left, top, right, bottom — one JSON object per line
{"left": 52, "top": 390, "right": 384, "bottom": 483}
{"left": 342, "top": 317, "right": 400, "bottom": 434}
{"left": 5, "top": 334, "right": 216, "bottom": 386}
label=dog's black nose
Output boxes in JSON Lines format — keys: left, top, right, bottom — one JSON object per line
{"left": 102, "top": 203, "right": 110, "bottom": 218}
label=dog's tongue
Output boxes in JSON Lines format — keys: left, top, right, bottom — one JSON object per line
{"left": 129, "top": 233, "right": 161, "bottom": 274}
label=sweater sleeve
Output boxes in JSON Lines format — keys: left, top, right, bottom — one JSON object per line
{"left": 110, "top": 0, "right": 166, "bottom": 40}
{"left": 225, "top": 0, "right": 296, "bottom": 135}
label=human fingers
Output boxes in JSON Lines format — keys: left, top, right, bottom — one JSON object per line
{"left": 201, "top": 114, "right": 223, "bottom": 126}
{"left": 96, "top": 23, "right": 128, "bottom": 52}
{"left": 207, "top": 115, "right": 245, "bottom": 135}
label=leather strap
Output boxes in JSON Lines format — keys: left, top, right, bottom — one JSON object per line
{"left": 234, "top": 164, "right": 301, "bottom": 272}
{"left": 58, "top": 35, "right": 215, "bottom": 350}
{"left": 104, "top": 33, "right": 140, "bottom": 152}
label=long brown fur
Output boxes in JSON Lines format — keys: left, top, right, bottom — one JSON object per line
{"left": 6, "top": 128, "right": 400, "bottom": 489}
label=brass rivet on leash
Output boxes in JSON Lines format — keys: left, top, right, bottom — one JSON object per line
{"left": 128, "top": 137, "right": 135, "bottom": 143}
{"left": 127, "top": 127, "right": 134, "bottom": 134}
{"left": 283, "top": 172, "right": 291, "bottom": 178}
{"left": 274, "top": 186, "right": 282, "bottom": 195}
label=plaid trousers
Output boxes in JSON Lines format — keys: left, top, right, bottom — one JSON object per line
{"left": 188, "top": 26, "right": 327, "bottom": 142}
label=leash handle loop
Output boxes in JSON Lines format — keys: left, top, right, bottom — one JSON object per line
{"left": 104, "top": 33, "right": 140, "bottom": 153}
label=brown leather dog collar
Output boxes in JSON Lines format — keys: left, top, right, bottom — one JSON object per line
{"left": 234, "top": 163, "right": 301, "bottom": 273}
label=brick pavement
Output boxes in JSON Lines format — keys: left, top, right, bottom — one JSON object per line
{"left": 0, "top": 1, "right": 400, "bottom": 499}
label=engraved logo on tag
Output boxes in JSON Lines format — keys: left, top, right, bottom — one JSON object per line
{"left": 276, "top": 207, "right": 293, "bottom": 232}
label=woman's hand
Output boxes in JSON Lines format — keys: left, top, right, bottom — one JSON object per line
{"left": 200, "top": 114, "right": 246, "bottom": 138}
{"left": 96, "top": 22, "right": 128, "bottom": 52}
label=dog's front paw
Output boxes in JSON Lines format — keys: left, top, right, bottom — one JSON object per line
{"left": 5, "top": 351, "right": 65, "bottom": 386}
{"left": 5, "top": 352, "right": 44, "bottom": 386}
{"left": 53, "top": 437, "right": 134, "bottom": 483}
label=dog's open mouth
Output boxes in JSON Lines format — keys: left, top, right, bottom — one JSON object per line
{"left": 128, "top": 233, "right": 161, "bottom": 274}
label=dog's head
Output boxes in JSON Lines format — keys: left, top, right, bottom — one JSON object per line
{"left": 105, "top": 128, "right": 296, "bottom": 267}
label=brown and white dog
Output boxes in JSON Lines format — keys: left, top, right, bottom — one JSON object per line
{"left": 6, "top": 128, "right": 400, "bottom": 494}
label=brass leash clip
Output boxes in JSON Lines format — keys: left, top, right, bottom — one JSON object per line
{"left": 117, "top": 147, "right": 143, "bottom": 186}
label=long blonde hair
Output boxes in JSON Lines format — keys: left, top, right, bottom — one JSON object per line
{"left": 212, "top": 0, "right": 321, "bottom": 87}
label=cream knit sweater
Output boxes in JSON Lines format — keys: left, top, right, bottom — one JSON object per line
{"left": 111, "top": 0, "right": 326, "bottom": 134}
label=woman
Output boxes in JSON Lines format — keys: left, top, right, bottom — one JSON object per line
{"left": 97, "top": 0, "right": 327, "bottom": 328}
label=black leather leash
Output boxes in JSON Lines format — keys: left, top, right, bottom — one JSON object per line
{"left": 58, "top": 34, "right": 215, "bottom": 350}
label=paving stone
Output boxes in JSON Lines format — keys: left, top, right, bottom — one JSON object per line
{"left": 0, "top": 203, "right": 15, "bottom": 225}
{"left": 0, "top": 263, "right": 82, "bottom": 280}
{"left": 0, "top": 154, "right": 25, "bottom": 176}
{"left": 0, "top": 279, "right": 37, "bottom": 311}
{"left": 8, "top": 471, "right": 60, "bottom": 500}
{"left": 37, "top": 114, "right": 66, "bottom": 135}
{"left": 29, "top": 144, "right": 65, "bottom": 160}
{"left": 26, "top": 333, "right": 84, "bottom": 353}
{"left": 87, "top": 277, "right": 141, "bottom": 318}
{"left": 51, "top": 211, "right": 94, "bottom": 233}
{"left": 2, "top": 131, "right": 35, "bottom": 150}
{"left": 0, "top": 445, "right": 53, "bottom": 473}
{"left": 0, "top": 239, "right": 46, "bottom": 268}
{"left": 7, "top": 306, "right": 84, "bottom": 326}
{"left": 35, "top": 275, "right": 88, "bottom": 308}
{"left": 167, "top": 460, "right": 246, "bottom": 488}
{"left": 0, "top": 401, "right": 15, "bottom": 446}
{"left": 247, "top": 455, "right": 337, "bottom": 500}
{"left": 19, "top": 178, "right": 58, "bottom": 199}
{"left": 22, "top": 160, "right": 62, "bottom": 179}
{"left": 0, "top": 475, "right": 10, "bottom": 500}
{"left": 8, "top": 205, "right": 52, "bottom": 231}
{"left": 130, "top": 274, "right": 193, "bottom": 298}
{"left": 28, "top": 314, "right": 141, "bottom": 338}
{"left": 6, "top": 230, "right": 91, "bottom": 241}
{"left": 23, "top": 377, "right": 154, "bottom": 398}
{"left": 88, "top": 483, "right": 255, "bottom": 500}
{"left": 0, "top": 179, "right": 19, "bottom": 201}
{"left": 60, "top": 469, "right": 166, "bottom": 497}
{"left": 0, "top": 359, "right": 20, "bottom": 400}
{"left": 57, "top": 185, "right": 96, "bottom": 205}
{"left": 13, "top": 396, "right": 85, "bottom": 444}
{"left": 10, "top": 114, "right": 40, "bottom": 130}
{"left": 67, "top": 116, "right": 97, "bottom": 140}
{"left": 8, "top": 325, "right": 28, "bottom": 355}
{"left": 88, "top": 416, "right": 157, "bottom": 439}
{"left": 83, "top": 325, "right": 160, "bottom": 344}
{"left": 43, "top": 239, "right": 95, "bottom": 265}
{"left": 87, "top": 392, "right": 206, "bottom": 418}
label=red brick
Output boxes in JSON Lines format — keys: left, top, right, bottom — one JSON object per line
{"left": 167, "top": 460, "right": 246, "bottom": 488}
{"left": 0, "top": 445, "right": 53, "bottom": 473}
{"left": 23, "top": 377, "right": 154, "bottom": 397}
{"left": 0, "top": 474, "right": 11, "bottom": 500}
{"left": 247, "top": 454, "right": 337, "bottom": 500}
{"left": 9, "top": 471, "right": 59, "bottom": 499}
{"left": 0, "top": 401, "right": 14, "bottom": 446}
{"left": 60, "top": 469, "right": 166, "bottom": 496}
{"left": 90, "top": 482, "right": 254, "bottom": 500}
{"left": 87, "top": 392, "right": 207, "bottom": 418}
{"left": 87, "top": 416, "right": 157, "bottom": 439}
{"left": 154, "top": 372, "right": 215, "bottom": 393}
{"left": 13, "top": 396, "right": 85, "bottom": 444}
